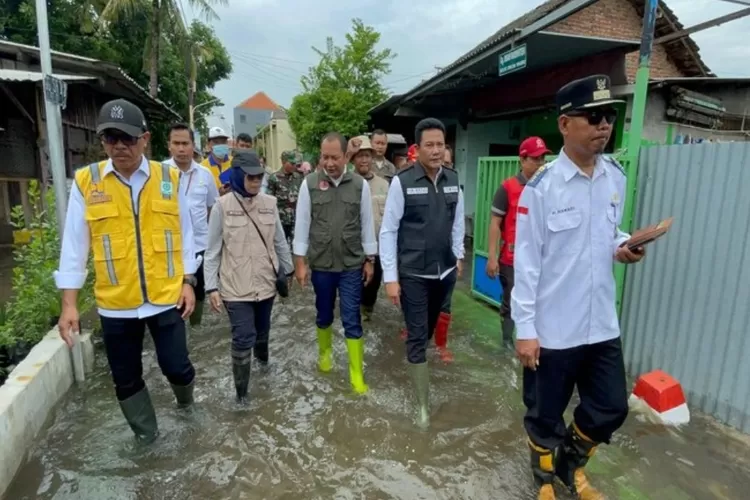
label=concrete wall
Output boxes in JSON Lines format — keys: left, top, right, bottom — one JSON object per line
{"left": 455, "top": 120, "right": 521, "bottom": 223}
{"left": 256, "top": 119, "right": 297, "bottom": 173}
{"left": 548, "top": 0, "right": 684, "bottom": 81}
{"left": 233, "top": 108, "right": 273, "bottom": 139}
{"left": 0, "top": 329, "right": 95, "bottom": 498}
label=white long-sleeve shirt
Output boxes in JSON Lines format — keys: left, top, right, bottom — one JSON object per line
{"left": 510, "top": 150, "right": 630, "bottom": 349}
{"left": 379, "top": 173, "right": 466, "bottom": 284}
{"left": 165, "top": 158, "right": 219, "bottom": 253}
{"left": 54, "top": 157, "right": 198, "bottom": 319}
{"left": 292, "top": 174, "right": 378, "bottom": 257}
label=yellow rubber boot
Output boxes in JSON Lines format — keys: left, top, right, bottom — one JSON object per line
{"left": 556, "top": 424, "right": 604, "bottom": 500}
{"left": 538, "top": 484, "right": 556, "bottom": 500}
{"left": 573, "top": 470, "right": 604, "bottom": 500}
{"left": 316, "top": 326, "right": 333, "bottom": 373}
{"left": 345, "top": 338, "right": 368, "bottom": 394}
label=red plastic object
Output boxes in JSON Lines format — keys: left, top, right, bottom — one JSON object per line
{"left": 434, "top": 312, "right": 454, "bottom": 363}
{"left": 632, "top": 370, "right": 686, "bottom": 413}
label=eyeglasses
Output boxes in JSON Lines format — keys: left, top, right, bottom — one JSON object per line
{"left": 100, "top": 132, "right": 142, "bottom": 146}
{"left": 565, "top": 108, "right": 617, "bottom": 126}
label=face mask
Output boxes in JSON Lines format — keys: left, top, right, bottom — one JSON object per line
{"left": 212, "top": 144, "right": 230, "bottom": 158}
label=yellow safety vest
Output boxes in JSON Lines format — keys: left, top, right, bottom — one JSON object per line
{"left": 202, "top": 155, "right": 232, "bottom": 189}
{"left": 75, "top": 161, "right": 184, "bottom": 310}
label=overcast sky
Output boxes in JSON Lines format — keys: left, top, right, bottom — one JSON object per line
{"left": 195, "top": 0, "right": 750, "bottom": 132}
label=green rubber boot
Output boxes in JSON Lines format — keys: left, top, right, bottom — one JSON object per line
{"left": 316, "top": 326, "right": 333, "bottom": 373}
{"left": 118, "top": 387, "right": 159, "bottom": 443}
{"left": 345, "top": 337, "right": 368, "bottom": 395}
{"left": 409, "top": 362, "right": 430, "bottom": 430}
{"left": 170, "top": 380, "right": 194, "bottom": 410}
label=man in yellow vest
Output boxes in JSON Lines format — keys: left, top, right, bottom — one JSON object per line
{"left": 202, "top": 126, "right": 232, "bottom": 193}
{"left": 55, "top": 99, "right": 199, "bottom": 443}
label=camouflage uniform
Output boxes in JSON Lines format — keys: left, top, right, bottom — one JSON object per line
{"left": 267, "top": 150, "right": 304, "bottom": 243}
{"left": 372, "top": 157, "right": 397, "bottom": 180}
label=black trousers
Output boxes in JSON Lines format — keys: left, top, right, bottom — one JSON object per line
{"left": 282, "top": 224, "right": 294, "bottom": 246}
{"left": 101, "top": 308, "right": 195, "bottom": 401}
{"left": 224, "top": 297, "right": 275, "bottom": 352}
{"left": 400, "top": 270, "right": 457, "bottom": 364}
{"left": 523, "top": 337, "right": 629, "bottom": 451}
{"left": 498, "top": 263, "right": 514, "bottom": 320}
{"left": 360, "top": 256, "right": 383, "bottom": 308}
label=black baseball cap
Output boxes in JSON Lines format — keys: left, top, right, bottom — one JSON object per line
{"left": 555, "top": 74, "right": 624, "bottom": 115}
{"left": 96, "top": 99, "right": 148, "bottom": 137}
{"left": 232, "top": 150, "right": 264, "bottom": 176}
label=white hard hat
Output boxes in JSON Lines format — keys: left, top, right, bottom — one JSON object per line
{"left": 208, "top": 126, "right": 229, "bottom": 139}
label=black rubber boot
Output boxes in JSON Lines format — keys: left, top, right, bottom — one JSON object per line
{"left": 118, "top": 387, "right": 159, "bottom": 444}
{"left": 528, "top": 438, "right": 556, "bottom": 487}
{"left": 502, "top": 316, "right": 515, "bottom": 349}
{"left": 232, "top": 349, "right": 252, "bottom": 404}
{"left": 555, "top": 424, "right": 603, "bottom": 499}
{"left": 170, "top": 380, "right": 194, "bottom": 410}
{"left": 253, "top": 342, "right": 269, "bottom": 366}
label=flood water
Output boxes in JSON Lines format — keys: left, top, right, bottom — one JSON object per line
{"left": 6, "top": 282, "right": 750, "bottom": 500}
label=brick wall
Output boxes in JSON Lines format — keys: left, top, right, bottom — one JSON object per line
{"left": 548, "top": 0, "right": 684, "bottom": 80}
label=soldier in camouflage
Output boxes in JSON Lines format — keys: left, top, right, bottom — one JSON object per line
{"left": 267, "top": 150, "right": 304, "bottom": 243}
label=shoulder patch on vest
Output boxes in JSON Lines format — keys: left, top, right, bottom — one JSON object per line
{"left": 604, "top": 156, "right": 627, "bottom": 177}
{"left": 527, "top": 162, "right": 553, "bottom": 188}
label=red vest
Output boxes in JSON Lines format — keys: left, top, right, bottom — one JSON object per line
{"left": 500, "top": 176, "right": 525, "bottom": 266}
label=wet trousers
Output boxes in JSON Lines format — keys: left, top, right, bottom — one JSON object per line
{"left": 224, "top": 297, "right": 275, "bottom": 352}
{"left": 523, "top": 337, "right": 629, "bottom": 451}
{"left": 194, "top": 250, "right": 206, "bottom": 302}
{"left": 311, "top": 269, "right": 363, "bottom": 339}
{"left": 101, "top": 308, "right": 195, "bottom": 401}
{"left": 360, "top": 257, "right": 383, "bottom": 309}
{"left": 400, "top": 270, "right": 457, "bottom": 364}
{"left": 498, "top": 263, "right": 514, "bottom": 323}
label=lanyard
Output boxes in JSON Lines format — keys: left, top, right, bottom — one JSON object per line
{"left": 183, "top": 169, "right": 195, "bottom": 195}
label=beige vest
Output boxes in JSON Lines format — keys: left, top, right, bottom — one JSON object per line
{"left": 218, "top": 193, "right": 279, "bottom": 302}
{"left": 366, "top": 174, "right": 390, "bottom": 239}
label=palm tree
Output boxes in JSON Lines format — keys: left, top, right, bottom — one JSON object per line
{"left": 186, "top": 27, "right": 215, "bottom": 128}
{"left": 99, "top": 0, "right": 226, "bottom": 98}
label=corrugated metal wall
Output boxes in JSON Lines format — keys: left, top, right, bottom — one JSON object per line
{"left": 621, "top": 142, "right": 750, "bottom": 433}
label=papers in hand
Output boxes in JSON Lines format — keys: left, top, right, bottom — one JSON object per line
{"left": 626, "top": 217, "right": 674, "bottom": 251}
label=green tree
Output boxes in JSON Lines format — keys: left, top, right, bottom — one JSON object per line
{"left": 288, "top": 18, "right": 394, "bottom": 154}
{"left": 99, "top": 0, "right": 226, "bottom": 98}
{"left": 0, "top": 0, "right": 232, "bottom": 158}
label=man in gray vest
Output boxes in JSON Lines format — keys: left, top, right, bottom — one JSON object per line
{"left": 292, "top": 132, "right": 377, "bottom": 395}
{"left": 380, "top": 118, "right": 465, "bottom": 430}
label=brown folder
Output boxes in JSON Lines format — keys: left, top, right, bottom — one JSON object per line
{"left": 626, "top": 217, "right": 674, "bottom": 251}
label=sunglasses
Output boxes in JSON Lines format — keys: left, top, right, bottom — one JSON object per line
{"left": 565, "top": 108, "right": 617, "bottom": 126}
{"left": 100, "top": 132, "right": 142, "bottom": 146}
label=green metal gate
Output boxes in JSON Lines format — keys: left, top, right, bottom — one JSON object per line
{"left": 471, "top": 155, "right": 638, "bottom": 313}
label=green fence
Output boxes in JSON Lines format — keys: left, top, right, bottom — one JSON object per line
{"left": 471, "top": 155, "right": 638, "bottom": 312}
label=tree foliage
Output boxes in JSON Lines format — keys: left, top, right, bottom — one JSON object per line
{"left": 0, "top": 0, "right": 232, "bottom": 158}
{"left": 288, "top": 19, "right": 394, "bottom": 154}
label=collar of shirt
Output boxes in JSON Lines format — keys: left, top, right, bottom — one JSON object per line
{"left": 559, "top": 148, "right": 607, "bottom": 182}
{"left": 102, "top": 155, "right": 150, "bottom": 181}
{"left": 166, "top": 157, "right": 200, "bottom": 174}
{"left": 516, "top": 171, "right": 529, "bottom": 185}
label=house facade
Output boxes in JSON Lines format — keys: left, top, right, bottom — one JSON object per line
{"left": 0, "top": 40, "right": 178, "bottom": 243}
{"left": 255, "top": 110, "right": 298, "bottom": 172}
{"left": 369, "top": 0, "right": 714, "bottom": 232}
{"left": 233, "top": 91, "right": 281, "bottom": 139}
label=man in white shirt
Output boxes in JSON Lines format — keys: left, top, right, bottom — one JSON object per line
{"left": 165, "top": 123, "right": 220, "bottom": 327}
{"left": 55, "top": 100, "right": 199, "bottom": 444}
{"left": 292, "top": 132, "right": 377, "bottom": 395}
{"left": 380, "top": 118, "right": 465, "bottom": 430}
{"left": 511, "top": 75, "right": 645, "bottom": 500}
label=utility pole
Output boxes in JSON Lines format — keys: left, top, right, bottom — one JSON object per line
{"left": 35, "top": 0, "right": 68, "bottom": 237}
{"left": 626, "top": 0, "right": 659, "bottom": 157}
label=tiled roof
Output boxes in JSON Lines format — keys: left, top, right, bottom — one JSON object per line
{"left": 236, "top": 91, "right": 281, "bottom": 110}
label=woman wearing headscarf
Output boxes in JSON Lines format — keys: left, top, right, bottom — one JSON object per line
{"left": 203, "top": 150, "right": 293, "bottom": 403}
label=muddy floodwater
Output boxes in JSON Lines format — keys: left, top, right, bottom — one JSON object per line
{"left": 6, "top": 282, "right": 750, "bottom": 499}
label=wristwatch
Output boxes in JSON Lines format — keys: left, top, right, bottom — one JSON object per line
{"left": 183, "top": 275, "right": 198, "bottom": 288}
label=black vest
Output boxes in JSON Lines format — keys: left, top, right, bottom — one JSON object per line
{"left": 397, "top": 163, "right": 459, "bottom": 276}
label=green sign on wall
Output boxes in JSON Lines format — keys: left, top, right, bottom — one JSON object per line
{"left": 498, "top": 44, "right": 527, "bottom": 76}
